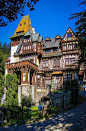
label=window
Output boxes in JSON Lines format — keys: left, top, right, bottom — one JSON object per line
{"left": 23, "top": 73, "right": 26, "bottom": 81}
{"left": 69, "top": 44, "right": 72, "bottom": 49}
{"left": 72, "top": 58, "right": 75, "bottom": 64}
{"left": 63, "top": 45, "right": 66, "bottom": 50}
{"left": 66, "top": 58, "right": 68, "bottom": 65}
{"left": 68, "top": 75, "right": 71, "bottom": 81}
{"left": 54, "top": 59, "right": 56, "bottom": 66}
{"left": 46, "top": 60, "right": 48, "bottom": 67}
{"left": 53, "top": 48, "right": 57, "bottom": 52}
{"left": 57, "top": 59, "right": 60, "bottom": 65}
{"left": 69, "top": 58, "right": 72, "bottom": 65}
{"left": 45, "top": 49, "right": 50, "bottom": 53}
{"left": 56, "top": 38, "right": 60, "bottom": 41}
{"left": 64, "top": 74, "right": 71, "bottom": 82}
{"left": 24, "top": 46, "right": 25, "bottom": 50}
{"left": 45, "top": 40, "right": 50, "bottom": 43}
{"left": 24, "top": 22, "right": 26, "bottom": 25}
{"left": 73, "top": 44, "right": 75, "bottom": 48}
{"left": 43, "top": 61, "right": 45, "bottom": 67}
{"left": 26, "top": 46, "right": 27, "bottom": 50}
{"left": 73, "top": 43, "right": 77, "bottom": 48}
{"left": 70, "top": 33, "right": 72, "bottom": 37}
{"left": 56, "top": 76, "right": 59, "bottom": 84}
{"left": 64, "top": 75, "right": 67, "bottom": 82}
{"left": 20, "top": 23, "right": 22, "bottom": 26}
{"left": 28, "top": 45, "right": 29, "bottom": 49}
{"left": 68, "top": 33, "right": 72, "bottom": 37}
{"left": 66, "top": 58, "right": 75, "bottom": 65}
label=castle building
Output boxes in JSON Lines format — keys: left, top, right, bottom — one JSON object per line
{"left": 5, "top": 15, "right": 84, "bottom": 95}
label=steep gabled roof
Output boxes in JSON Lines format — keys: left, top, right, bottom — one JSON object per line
{"left": 45, "top": 36, "right": 51, "bottom": 41}
{"left": 10, "top": 15, "right": 32, "bottom": 39}
{"left": 55, "top": 35, "right": 61, "bottom": 39}
{"left": 61, "top": 27, "right": 78, "bottom": 42}
{"left": 31, "top": 33, "right": 40, "bottom": 42}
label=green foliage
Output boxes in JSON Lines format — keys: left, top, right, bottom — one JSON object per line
{"left": 0, "top": 42, "right": 10, "bottom": 103}
{"left": 69, "top": 0, "right": 86, "bottom": 65}
{"left": 5, "top": 73, "right": 19, "bottom": 107}
{"left": 69, "top": 0, "right": 86, "bottom": 38}
{"left": 21, "top": 94, "right": 32, "bottom": 106}
{"left": 0, "top": 74, "right": 4, "bottom": 104}
{"left": 0, "top": 0, "right": 39, "bottom": 27}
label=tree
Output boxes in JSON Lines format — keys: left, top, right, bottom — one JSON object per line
{"left": 69, "top": 0, "right": 86, "bottom": 66}
{"left": 0, "top": 73, "right": 4, "bottom": 104}
{"left": 5, "top": 73, "right": 19, "bottom": 107}
{"left": 0, "top": 0, "right": 39, "bottom": 27}
{"left": 0, "top": 42, "right": 10, "bottom": 103}
{"left": 69, "top": 0, "right": 86, "bottom": 38}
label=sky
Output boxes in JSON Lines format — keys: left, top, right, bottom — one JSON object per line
{"left": 0, "top": 0, "right": 85, "bottom": 45}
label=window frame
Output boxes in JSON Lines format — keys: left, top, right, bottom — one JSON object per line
{"left": 63, "top": 45, "right": 66, "bottom": 50}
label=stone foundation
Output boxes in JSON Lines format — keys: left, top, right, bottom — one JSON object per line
{"left": 18, "top": 85, "right": 71, "bottom": 108}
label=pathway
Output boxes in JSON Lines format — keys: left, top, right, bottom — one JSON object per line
{"left": 0, "top": 91, "right": 86, "bottom": 131}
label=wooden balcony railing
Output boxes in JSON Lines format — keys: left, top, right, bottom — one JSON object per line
{"left": 7, "top": 60, "right": 38, "bottom": 70}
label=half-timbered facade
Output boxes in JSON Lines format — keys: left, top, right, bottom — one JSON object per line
{"left": 5, "top": 15, "right": 82, "bottom": 92}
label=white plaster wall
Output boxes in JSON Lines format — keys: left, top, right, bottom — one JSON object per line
{"left": 5, "top": 65, "right": 8, "bottom": 79}
{"left": 10, "top": 45, "right": 19, "bottom": 63}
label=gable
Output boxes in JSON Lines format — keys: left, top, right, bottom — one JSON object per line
{"left": 55, "top": 35, "right": 61, "bottom": 39}
{"left": 61, "top": 27, "right": 78, "bottom": 42}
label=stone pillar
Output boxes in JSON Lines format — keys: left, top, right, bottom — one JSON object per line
{"left": 32, "top": 85, "right": 34, "bottom": 102}
{"left": 33, "top": 71, "right": 35, "bottom": 85}
{"left": 28, "top": 68, "right": 30, "bottom": 84}
{"left": 21, "top": 71, "right": 23, "bottom": 84}
{"left": 46, "top": 85, "right": 51, "bottom": 97}
{"left": 35, "top": 71, "right": 37, "bottom": 85}
{"left": 18, "top": 85, "right": 21, "bottom": 106}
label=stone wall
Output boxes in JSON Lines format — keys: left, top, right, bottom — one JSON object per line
{"left": 18, "top": 84, "right": 71, "bottom": 108}
{"left": 50, "top": 92, "right": 71, "bottom": 107}
{"left": 34, "top": 91, "right": 71, "bottom": 107}
{"left": 34, "top": 92, "right": 46, "bottom": 105}
{"left": 18, "top": 84, "right": 37, "bottom": 106}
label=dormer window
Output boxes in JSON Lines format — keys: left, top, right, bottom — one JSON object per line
{"left": 16, "top": 31, "right": 24, "bottom": 34}
{"left": 55, "top": 35, "right": 61, "bottom": 42}
{"left": 45, "top": 49, "right": 50, "bottom": 53}
{"left": 45, "top": 36, "right": 51, "bottom": 43}
{"left": 24, "top": 22, "right": 26, "bottom": 25}
{"left": 20, "top": 23, "right": 22, "bottom": 26}
{"left": 56, "top": 38, "right": 60, "bottom": 42}
{"left": 45, "top": 40, "right": 50, "bottom": 43}
{"left": 53, "top": 48, "right": 57, "bottom": 52}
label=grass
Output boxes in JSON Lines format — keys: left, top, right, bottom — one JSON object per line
{"left": 51, "top": 107, "right": 61, "bottom": 113}
{"left": 31, "top": 106, "right": 38, "bottom": 110}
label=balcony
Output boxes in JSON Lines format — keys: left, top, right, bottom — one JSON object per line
{"left": 7, "top": 60, "right": 38, "bottom": 70}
